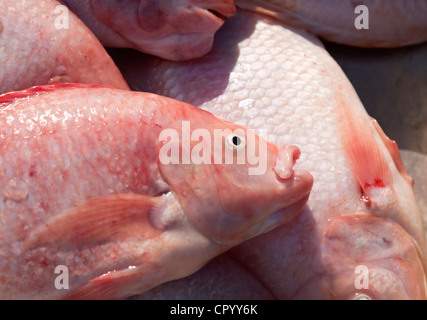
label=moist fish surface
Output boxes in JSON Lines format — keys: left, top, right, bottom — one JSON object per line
{"left": 110, "top": 10, "right": 427, "bottom": 299}
{"left": 0, "top": 83, "right": 312, "bottom": 299}
{"left": 0, "top": 0, "right": 129, "bottom": 94}
{"left": 62, "top": 0, "right": 236, "bottom": 61}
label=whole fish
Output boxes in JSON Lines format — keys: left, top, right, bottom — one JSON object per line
{"left": 111, "top": 10, "right": 427, "bottom": 299}
{"left": 61, "top": 0, "right": 236, "bottom": 61}
{"left": 235, "top": 0, "right": 427, "bottom": 48}
{"left": 0, "top": 83, "right": 312, "bottom": 299}
{"left": 0, "top": 0, "right": 129, "bottom": 94}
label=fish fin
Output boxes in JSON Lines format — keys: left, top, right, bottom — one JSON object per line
{"left": 235, "top": 0, "right": 305, "bottom": 25}
{"left": 63, "top": 265, "right": 147, "bottom": 300}
{"left": 370, "top": 117, "right": 414, "bottom": 187}
{"left": 235, "top": 0, "right": 339, "bottom": 39}
{"left": 335, "top": 92, "right": 395, "bottom": 209}
{"left": 26, "top": 193, "right": 162, "bottom": 249}
{"left": 0, "top": 83, "right": 114, "bottom": 105}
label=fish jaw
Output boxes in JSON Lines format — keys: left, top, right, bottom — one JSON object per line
{"left": 136, "top": 0, "right": 236, "bottom": 60}
{"left": 66, "top": 0, "right": 236, "bottom": 61}
{"left": 322, "top": 214, "right": 427, "bottom": 300}
{"left": 157, "top": 117, "right": 313, "bottom": 245}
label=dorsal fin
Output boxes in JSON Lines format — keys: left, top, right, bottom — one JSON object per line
{"left": 0, "top": 83, "right": 114, "bottom": 105}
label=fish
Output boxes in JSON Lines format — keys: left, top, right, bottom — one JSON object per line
{"left": 61, "top": 0, "right": 236, "bottom": 61}
{"left": 0, "top": 0, "right": 129, "bottom": 94}
{"left": 234, "top": 0, "right": 427, "bottom": 48}
{"left": 110, "top": 10, "right": 427, "bottom": 299}
{"left": 0, "top": 83, "right": 313, "bottom": 299}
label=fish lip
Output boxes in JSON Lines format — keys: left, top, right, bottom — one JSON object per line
{"left": 207, "top": 9, "right": 228, "bottom": 22}
{"left": 202, "top": 1, "right": 236, "bottom": 25}
{"left": 268, "top": 192, "right": 311, "bottom": 227}
{"left": 204, "top": 1, "right": 236, "bottom": 20}
{"left": 268, "top": 169, "right": 313, "bottom": 224}
{"left": 199, "top": 9, "right": 228, "bottom": 31}
{"left": 274, "top": 145, "right": 302, "bottom": 181}
{"left": 206, "top": 8, "right": 234, "bottom": 22}
{"left": 279, "top": 169, "right": 314, "bottom": 200}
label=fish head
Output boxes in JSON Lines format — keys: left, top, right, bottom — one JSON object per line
{"left": 322, "top": 214, "right": 427, "bottom": 300}
{"left": 91, "top": 0, "right": 236, "bottom": 61}
{"left": 157, "top": 112, "right": 313, "bottom": 245}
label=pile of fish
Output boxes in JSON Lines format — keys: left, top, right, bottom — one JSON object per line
{"left": 0, "top": 0, "right": 426, "bottom": 299}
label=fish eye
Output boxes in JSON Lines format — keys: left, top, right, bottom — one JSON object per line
{"left": 225, "top": 133, "right": 246, "bottom": 151}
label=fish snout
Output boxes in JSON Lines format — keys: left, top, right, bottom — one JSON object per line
{"left": 274, "top": 145, "right": 301, "bottom": 180}
{"left": 198, "top": 0, "right": 236, "bottom": 21}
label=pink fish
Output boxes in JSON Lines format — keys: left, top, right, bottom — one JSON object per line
{"left": 62, "top": 0, "right": 236, "bottom": 61}
{"left": 0, "top": 0, "right": 129, "bottom": 94}
{"left": 0, "top": 83, "right": 312, "bottom": 299}
{"left": 111, "top": 10, "right": 427, "bottom": 299}
{"left": 235, "top": 0, "right": 427, "bottom": 47}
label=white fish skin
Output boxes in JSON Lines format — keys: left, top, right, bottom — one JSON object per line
{"left": 235, "top": 0, "right": 427, "bottom": 48}
{"left": 111, "top": 10, "right": 427, "bottom": 299}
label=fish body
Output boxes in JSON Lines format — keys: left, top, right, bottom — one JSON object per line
{"left": 111, "top": 10, "right": 427, "bottom": 299}
{"left": 0, "top": 0, "right": 129, "bottom": 94}
{"left": 62, "top": 0, "right": 236, "bottom": 61}
{"left": 0, "top": 83, "right": 312, "bottom": 299}
{"left": 235, "top": 0, "right": 427, "bottom": 48}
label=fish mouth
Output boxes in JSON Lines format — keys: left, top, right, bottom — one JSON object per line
{"left": 204, "top": 1, "right": 236, "bottom": 23}
{"left": 254, "top": 192, "right": 311, "bottom": 237}
{"left": 274, "top": 145, "right": 301, "bottom": 181}
{"left": 207, "top": 9, "right": 231, "bottom": 22}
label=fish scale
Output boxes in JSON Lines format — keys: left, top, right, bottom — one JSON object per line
{"left": 114, "top": 10, "right": 426, "bottom": 299}
{"left": 0, "top": 83, "right": 312, "bottom": 299}
{"left": 121, "top": 13, "right": 358, "bottom": 219}
{"left": 0, "top": 0, "right": 129, "bottom": 94}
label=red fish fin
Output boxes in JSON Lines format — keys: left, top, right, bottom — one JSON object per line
{"left": 370, "top": 117, "right": 414, "bottom": 186}
{"left": 0, "top": 83, "right": 114, "bottom": 105}
{"left": 64, "top": 265, "right": 147, "bottom": 300}
{"left": 26, "top": 194, "right": 162, "bottom": 249}
{"left": 336, "top": 92, "right": 395, "bottom": 208}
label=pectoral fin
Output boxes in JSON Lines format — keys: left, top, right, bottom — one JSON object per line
{"left": 335, "top": 91, "right": 395, "bottom": 209}
{"left": 63, "top": 265, "right": 148, "bottom": 300}
{"left": 26, "top": 193, "right": 162, "bottom": 249}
